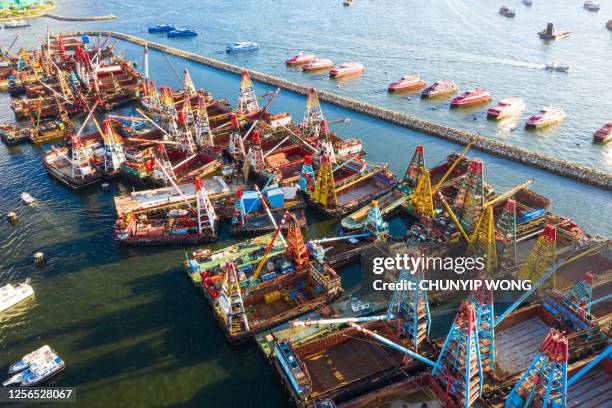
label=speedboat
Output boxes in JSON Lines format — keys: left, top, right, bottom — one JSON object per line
{"left": 525, "top": 106, "right": 566, "bottom": 128}
{"left": 499, "top": 6, "right": 516, "bottom": 17}
{"left": 421, "top": 79, "right": 458, "bottom": 98}
{"left": 450, "top": 87, "right": 492, "bottom": 107}
{"left": 607, "top": 20, "right": 612, "bottom": 31}
{"left": 285, "top": 53, "right": 316, "bottom": 66}
{"left": 148, "top": 24, "right": 177, "bottom": 33}
{"left": 593, "top": 122, "right": 612, "bottom": 143}
{"left": 3, "top": 347, "right": 64, "bottom": 387}
{"left": 302, "top": 58, "right": 335, "bottom": 71}
{"left": 226, "top": 42, "right": 259, "bottom": 53}
{"left": 583, "top": 1, "right": 600, "bottom": 11}
{"left": 8, "top": 345, "right": 53, "bottom": 374}
{"left": 522, "top": 0, "right": 533, "bottom": 5}
{"left": 388, "top": 75, "right": 426, "bottom": 92}
{"left": 487, "top": 97, "right": 526, "bottom": 120}
{"left": 167, "top": 29, "right": 198, "bottom": 38}
{"left": 20, "top": 192, "right": 35, "bottom": 205}
{"left": 0, "top": 279, "right": 34, "bottom": 313}
{"left": 545, "top": 62, "right": 570, "bottom": 72}
{"left": 343, "top": 0, "right": 355, "bottom": 5}
{"left": 4, "top": 20, "right": 29, "bottom": 29}
{"left": 330, "top": 62, "right": 365, "bottom": 78}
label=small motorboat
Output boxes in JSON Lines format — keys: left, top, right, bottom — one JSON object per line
{"left": 285, "top": 53, "right": 317, "bottom": 66}
{"left": 302, "top": 58, "right": 335, "bottom": 71}
{"left": 0, "top": 278, "right": 34, "bottom": 313}
{"left": 487, "top": 97, "right": 526, "bottom": 120}
{"left": 148, "top": 24, "right": 177, "bottom": 33}
{"left": 522, "top": 0, "right": 533, "bottom": 6}
{"left": 3, "top": 347, "right": 65, "bottom": 387}
{"left": 343, "top": 0, "right": 355, "bottom": 5}
{"left": 607, "top": 20, "right": 612, "bottom": 31}
{"left": 167, "top": 29, "right": 198, "bottom": 38}
{"left": 421, "top": 79, "right": 458, "bottom": 98}
{"left": 450, "top": 87, "right": 492, "bottom": 107}
{"left": 20, "top": 192, "right": 35, "bottom": 205}
{"left": 593, "top": 122, "right": 612, "bottom": 143}
{"left": 583, "top": 1, "right": 600, "bottom": 11}
{"left": 499, "top": 6, "right": 516, "bottom": 17}
{"left": 545, "top": 62, "right": 570, "bottom": 72}
{"left": 330, "top": 62, "right": 365, "bottom": 78}
{"left": 4, "top": 20, "right": 30, "bottom": 29}
{"left": 226, "top": 42, "right": 259, "bottom": 53}
{"left": 388, "top": 75, "right": 426, "bottom": 92}
{"left": 525, "top": 106, "right": 566, "bottom": 129}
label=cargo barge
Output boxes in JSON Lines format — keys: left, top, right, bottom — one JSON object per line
{"left": 43, "top": 138, "right": 102, "bottom": 189}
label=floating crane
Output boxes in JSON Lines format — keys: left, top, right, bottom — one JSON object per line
{"left": 237, "top": 70, "right": 260, "bottom": 114}
{"left": 302, "top": 88, "right": 324, "bottom": 138}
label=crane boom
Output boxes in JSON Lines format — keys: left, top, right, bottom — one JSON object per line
{"left": 254, "top": 185, "right": 287, "bottom": 247}
{"left": 437, "top": 192, "right": 471, "bottom": 242}
{"left": 484, "top": 178, "right": 534, "bottom": 209}
{"left": 431, "top": 136, "right": 475, "bottom": 194}
{"left": 291, "top": 314, "right": 394, "bottom": 327}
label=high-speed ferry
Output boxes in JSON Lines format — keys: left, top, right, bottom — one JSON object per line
{"left": 329, "top": 62, "right": 365, "bottom": 78}
{"left": 487, "top": 97, "right": 526, "bottom": 120}
{"left": 421, "top": 79, "right": 458, "bottom": 98}
{"left": 387, "top": 75, "right": 426, "bottom": 92}
{"left": 525, "top": 106, "right": 566, "bottom": 129}
{"left": 450, "top": 87, "right": 492, "bottom": 107}
{"left": 0, "top": 279, "right": 34, "bottom": 313}
{"left": 285, "top": 53, "right": 316, "bottom": 66}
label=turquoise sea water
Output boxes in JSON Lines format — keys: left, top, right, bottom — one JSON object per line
{"left": 0, "top": 1, "right": 611, "bottom": 407}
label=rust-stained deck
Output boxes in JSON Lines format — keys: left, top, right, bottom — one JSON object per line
{"left": 495, "top": 317, "right": 550, "bottom": 377}
{"left": 568, "top": 367, "right": 612, "bottom": 407}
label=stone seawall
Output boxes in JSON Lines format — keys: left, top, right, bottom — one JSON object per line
{"left": 67, "top": 30, "right": 612, "bottom": 190}
{"left": 45, "top": 13, "right": 117, "bottom": 21}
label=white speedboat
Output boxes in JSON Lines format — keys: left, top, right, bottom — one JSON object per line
{"left": 0, "top": 279, "right": 34, "bottom": 313}
{"left": 20, "top": 192, "right": 35, "bottom": 205}
{"left": 545, "top": 62, "right": 570, "bottom": 72}
{"left": 4, "top": 19, "right": 30, "bottom": 29}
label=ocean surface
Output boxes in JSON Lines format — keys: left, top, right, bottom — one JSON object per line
{"left": 0, "top": 1, "right": 611, "bottom": 407}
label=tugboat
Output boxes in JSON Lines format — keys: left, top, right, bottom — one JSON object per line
{"left": 525, "top": 106, "right": 566, "bottom": 129}
{"left": 330, "top": 62, "right": 365, "bottom": 78}
{"left": 285, "top": 53, "right": 316, "bottom": 66}
{"left": 3, "top": 346, "right": 65, "bottom": 387}
{"left": 487, "top": 97, "right": 526, "bottom": 120}
{"left": 545, "top": 62, "right": 570, "bottom": 72}
{"left": 593, "top": 122, "right": 611, "bottom": 143}
{"left": 167, "top": 28, "right": 198, "bottom": 38}
{"left": 226, "top": 42, "right": 259, "bottom": 53}
{"left": 387, "top": 75, "right": 426, "bottom": 92}
{"left": 450, "top": 87, "right": 492, "bottom": 107}
{"left": 0, "top": 279, "right": 34, "bottom": 313}
{"left": 499, "top": 6, "right": 516, "bottom": 17}
{"left": 583, "top": 1, "right": 600, "bottom": 11}
{"left": 421, "top": 79, "right": 458, "bottom": 98}
{"left": 302, "top": 58, "right": 335, "bottom": 72}
{"left": 148, "top": 24, "right": 177, "bottom": 33}
{"left": 20, "top": 192, "right": 35, "bottom": 205}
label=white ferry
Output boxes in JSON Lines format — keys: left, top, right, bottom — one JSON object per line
{"left": 0, "top": 279, "right": 34, "bottom": 313}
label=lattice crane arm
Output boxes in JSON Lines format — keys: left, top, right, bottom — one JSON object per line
{"left": 437, "top": 191, "right": 471, "bottom": 243}
{"left": 431, "top": 136, "right": 475, "bottom": 194}
{"left": 290, "top": 314, "right": 394, "bottom": 327}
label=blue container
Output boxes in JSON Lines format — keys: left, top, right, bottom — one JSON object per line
{"left": 81, "top": 35, "right": 90, "bottom": 44}
{"left": 518, "top": 208, "right": 545, "bottom": 223}
{"left": 265, "top": 187, "right": 285, "bottom": 209}
{"left": 189, "top": 260, "right": 199, "bottom": 273}
{"left": 242, "top": 191, "right": 261, "bottom": 213}
{"left": 261, "top": 272, "right": 277, "bottom": 282}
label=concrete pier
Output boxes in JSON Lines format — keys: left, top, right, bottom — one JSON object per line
{"left": 66, "top": 31, "right": 612, "bottom": 190}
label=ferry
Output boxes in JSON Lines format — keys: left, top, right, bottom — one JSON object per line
{"left": 20, "top": 192, "right": 35, "bottom": 205}
{"left": 147, "top": 24, "right": 177, "bottom": 33}
{"left": 486, "top": 97, "right": 526, "bottom": 120}
{"left": 545, "top": 62, "right": 570, "bottom": 72}
{"left": 285, "top": 53, "right": 316, "bottom": 66}
{"left": 421, "top": 79, "right": 458, "bottom": 98}
{"left": 387, "top": 75, "right": 426, "bottom": 92}
{"left": 499, "top": 6, "right": 516, "bottom": 17}
{"left": 583, "top": 1, "right": 600, "bottom": 11}
{"left": 0, "top": 279, "right": 34, "bottom": 313}
{"left": 593, "top": 122, "right": 611, "bottom": 143}
{"left": 450, "top": 87, "right": 492, "bottom": 107}
{"left": 525, "top": 106, "right": 566, "bottom": 129}
{"left": 167, "top": 29, "right": 198, "bottom": 38}
{"left": 302, "top": 58, "right": 334, "bottom": 71}
{"left": 4, "top": 20, "right": 30, "bottom": 29}
{"left": 226, "top": 42, "right": 259, "bottom": 53}
{"left": 329, "top": 62, "right": 365, "bottom": 78}
{"left": 3, "top": 347, "right": 65, "bottom": 387}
